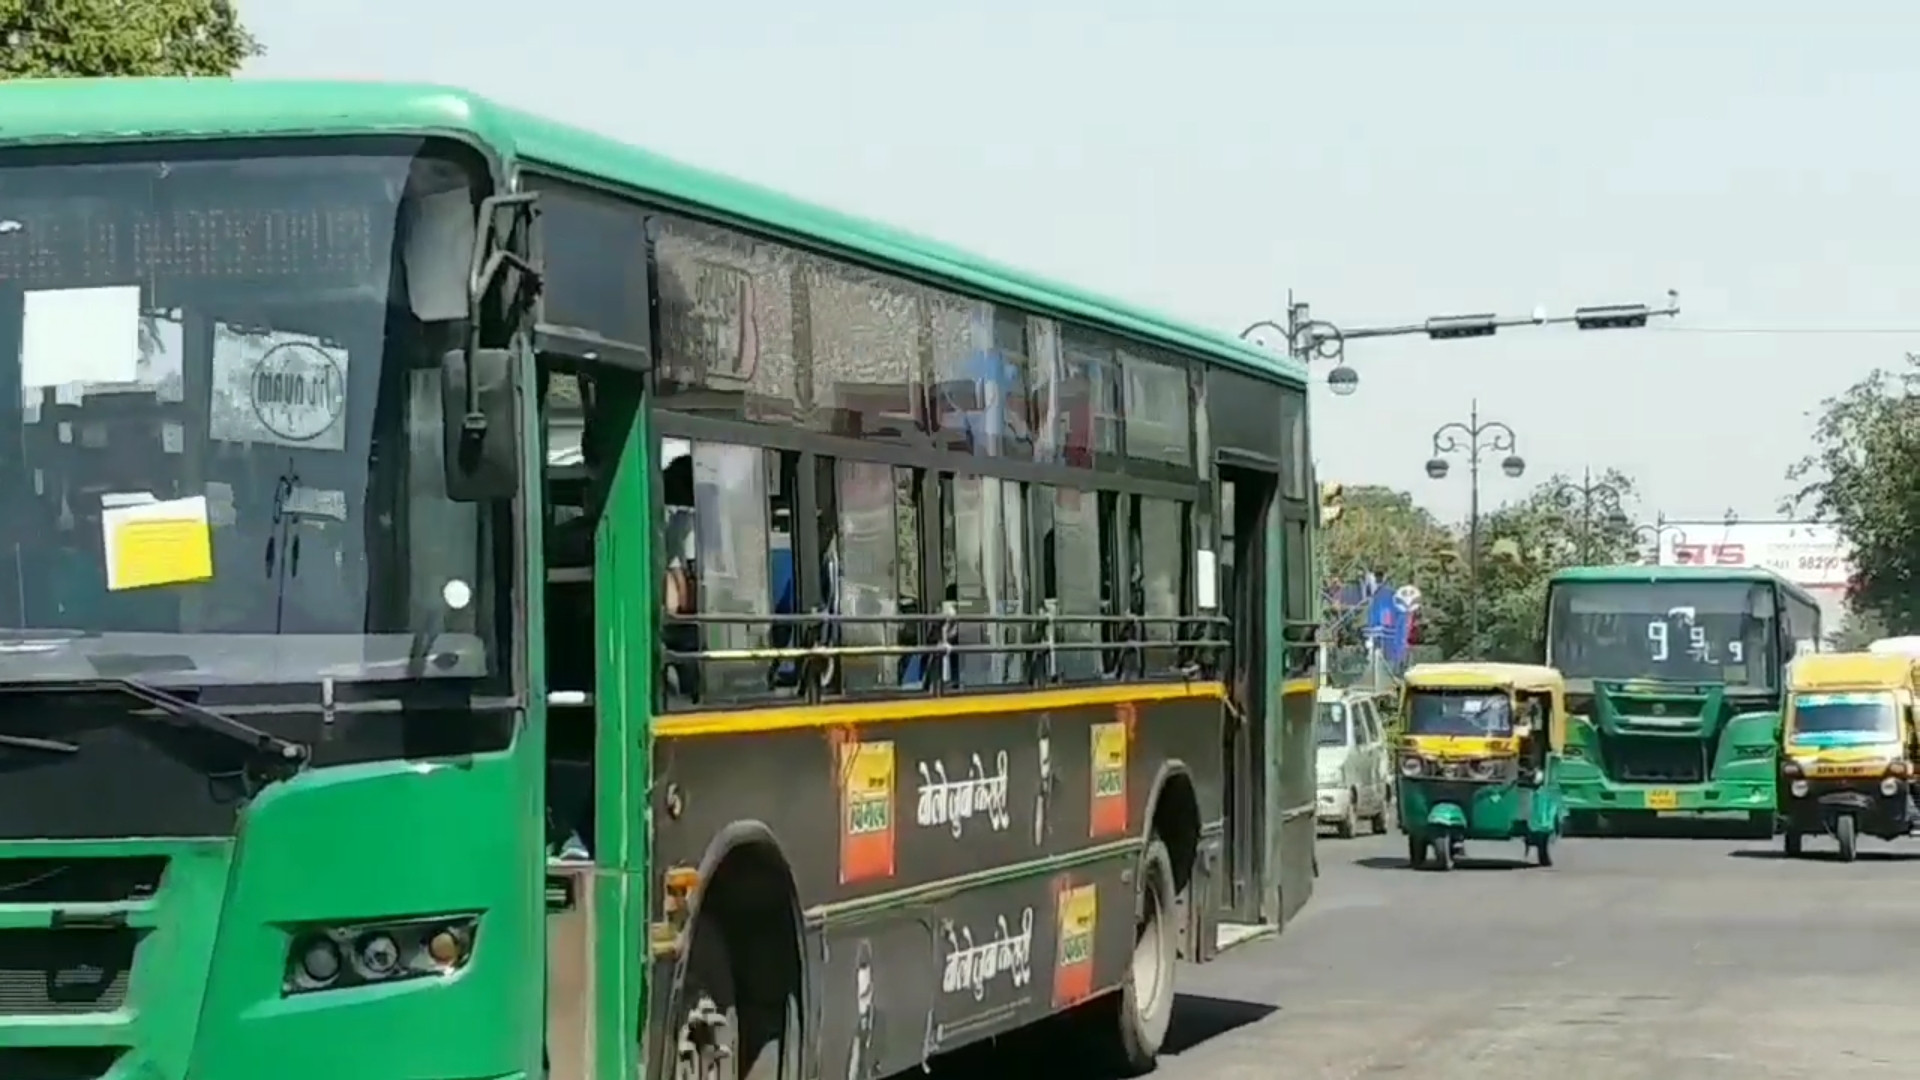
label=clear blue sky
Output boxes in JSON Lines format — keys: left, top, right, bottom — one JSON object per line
{"left": 242, "top": 0, "right": 1918, "bottom": 525}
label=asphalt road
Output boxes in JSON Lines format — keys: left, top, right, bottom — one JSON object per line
{"left": 926, "top": 828, "right": 1911, "bottom": 1079}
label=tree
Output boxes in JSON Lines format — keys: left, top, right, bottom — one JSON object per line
{"left": 1320, "top": 485, "right": 1456, "bottom": 648}
{"left": 1422, "top": 469, "right": 1643, "bottom": 663}
{"left": 0, "top": 0, "right": 260, "bottom": 79}
{"left": 1787, "top": 356, "right": 1920, "bottom": 632}
{"left": 1320, "top": 471, "right": 1646, "bottom": 666}
{"left": 1323, "top": 487, "right": 1456, "bottom": 588}
{"left": 1828, "top": 606, "right": 1891, "bottom": 652}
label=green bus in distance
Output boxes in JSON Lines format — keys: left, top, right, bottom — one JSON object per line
{"left": 0, "top": 79, "right": 1326, "bottom": 1080}
{"left": 1544, "top": 564, "right": 1823, "bottom": 834}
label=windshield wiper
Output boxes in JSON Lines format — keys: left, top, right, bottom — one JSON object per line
{"left": 78, "top": 679, "right": 308, "bottom": 767}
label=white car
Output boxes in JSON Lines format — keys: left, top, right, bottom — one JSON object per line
{"left": 1316, "top": 688, "right": 1393, "bottom": 838}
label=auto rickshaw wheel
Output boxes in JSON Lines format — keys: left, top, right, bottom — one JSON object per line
{"left": 1406, "top": 834, "right": 1425, "bottom": 869}
{"left": 1783, "top": 830, "right": 1803, "bottom": 858}
{"left": 1836, "top": 815, "right": 1859, "bottom": 863}
{"left": 1432, "top": 839, "right": 1455, "bottom": 871}
{"left": 1533, "top": 833, "right": 1554, "bottom": 867}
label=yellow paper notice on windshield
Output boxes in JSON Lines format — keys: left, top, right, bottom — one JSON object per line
{"left": 102, "top": 495, "right": 214, "bottom": 591}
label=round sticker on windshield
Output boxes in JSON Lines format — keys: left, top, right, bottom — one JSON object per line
{"left": 250, "top": 341, "right": 346, "bottom": 444}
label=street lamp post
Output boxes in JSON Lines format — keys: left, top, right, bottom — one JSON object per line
{"left": 1550, "top": 467, "right": 1629, "bottom": 563}
{"left": 1238, "top": 295, "right": 1360, "bottom": 396}
{"left": 1239, "top": 289, "right": 1682, "bottom": 395}
{"left": 1425, "top": 400, "right": 1526, "bottom": 647}
{"left": 1631, "top": 515, "right": 1689, "bottom": 566}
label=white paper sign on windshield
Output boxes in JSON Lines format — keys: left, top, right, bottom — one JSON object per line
{"left": 210, "top": 326, "right": 350, "bottom": 452}
{"left": 20, "top": 286, "right": 143, "bottom": 393}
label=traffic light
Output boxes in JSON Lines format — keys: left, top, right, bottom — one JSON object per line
{"left": 1423, "top": 313, "right": 1498, "bottom": 340}
{"left": 1319, "top": 481, "right": 1344, "bottom": 525}
{"left": 1573, "top": 303, "right": 1651, "bottom": 330}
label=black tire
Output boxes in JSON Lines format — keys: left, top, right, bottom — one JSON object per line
{"left": 1086, "top": 837, "right": 1178, "bottom": 1076}
{"left": 1369, "top": 797, "right": 1390, "bottom": 836}
{"left": 1783, "top": 830, "right": 1803, "bottom": 858}
{"left": 1335, "top": 796, "right": 1358, "bottom": 839}
{"left": 1748, "top": 811, "right": 1777, "bottom": 840}
{"left": 1534, "top": 833, "right": 1554, "bottom": 868}
{"left": 1432, "top": 838, "right": 1455, "bottom": 872}
{"left": 1406, "top": 834, "right": 1425, "bottom": 869}
{"left": 1837, "top": 814, "right": 1859, "bottom": 863}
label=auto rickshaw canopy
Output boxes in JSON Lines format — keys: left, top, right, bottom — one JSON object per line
{"left": 1789, "top": 651, "right": 1919, "bottom": 694}
{"left": 1400, "top": 662, "right": 1568, "bottom": 751}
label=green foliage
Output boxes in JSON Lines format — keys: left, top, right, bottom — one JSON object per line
{"left": 1321, "top": 485, "right": 1456, "bottom": 649}
{"left": 1787, "top": 356, "right": 1920, "bottom": 632}
{"left": 1827, "top": 606, "right": 1891, "bottom": 652}
{"left": 0, "top": 0, "right": 260, "bottom": 79}
{"left": 1323, "top": 469, "right": 1644, "bottom": 663}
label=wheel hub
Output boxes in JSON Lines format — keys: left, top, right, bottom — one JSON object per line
{"left": 676, "top": 995, "right": 732, "bottom": 1080}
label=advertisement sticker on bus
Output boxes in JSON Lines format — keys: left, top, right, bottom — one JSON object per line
{"left": 839, "top": 740, "right": 897, "bottom": 884}
{"left": 1090, "top": 721, "right": 1129, "bottom": 837}
{"left": 1052, "top": 882, "right": 1098, "bottom": 1008}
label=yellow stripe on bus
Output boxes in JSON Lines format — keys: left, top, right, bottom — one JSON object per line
{"left": 653, "top": 681, "right": 1227, "bottom": 738}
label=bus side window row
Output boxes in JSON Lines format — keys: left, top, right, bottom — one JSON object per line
{"left": 658, "top": 438, "right": 1198, "bottom": 709}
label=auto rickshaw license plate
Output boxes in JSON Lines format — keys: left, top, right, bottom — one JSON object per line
{"left": 1646, "top": 789, "right": 1679, "bottom": 810}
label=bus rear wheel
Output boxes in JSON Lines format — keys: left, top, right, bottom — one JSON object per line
{"left": 1080, "top": 837, "right": 1177, "bottom": 1076}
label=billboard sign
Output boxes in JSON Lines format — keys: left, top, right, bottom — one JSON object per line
{"left": 1655, "top": 521, "right": 1850, "bottom": 588}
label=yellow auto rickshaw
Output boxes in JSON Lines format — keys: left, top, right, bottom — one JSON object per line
{"left": 1396, "top": 662, "right": 1567, "bottom": 870}
{"left": 1778, "top": 650, "right": 1920, "bottom": 861}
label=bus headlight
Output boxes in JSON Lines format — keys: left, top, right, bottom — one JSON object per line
{"left": 285, "top": 916, "right": 477, "bottom": 996}
{"left": 1882, "top": 777, "right": 1902, "bottom": 797}
{"left": 1398, "top": 755, "right": 1425, "bottom": 777}
{"left": 1789, "top": 779, "right": 1810, "bottom": 798}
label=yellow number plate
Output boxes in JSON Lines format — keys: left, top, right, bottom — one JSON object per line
{"left": 1645, "top": 789, "right": 1679, "bottom": 811}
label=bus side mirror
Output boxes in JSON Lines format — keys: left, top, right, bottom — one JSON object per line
{"left": 442, "top": 347, "right": 521, "bottom": 502}
{"left": 444, "top": 191, "right": 539, "bottom": 503}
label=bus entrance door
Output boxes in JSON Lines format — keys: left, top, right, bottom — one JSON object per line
{"left": 1216, "top": 466, "right": 1275, "bottom": 949}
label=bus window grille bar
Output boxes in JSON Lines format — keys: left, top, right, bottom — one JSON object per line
{"left": 657, "top": 612, "right": 1231, "bottom": 710}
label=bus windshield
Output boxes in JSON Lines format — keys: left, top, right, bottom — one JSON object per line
{"left": 1548, "top": 580, "right": 1777, "bottom": 688}
{"left": 0, "top": 137, "right": 499, "bottom": 688}
{"left": 1405, "top": 690, "right": 1513, "bottom": 737}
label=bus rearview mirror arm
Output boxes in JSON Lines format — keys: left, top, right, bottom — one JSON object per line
{"left": 446, "top": 192, "right": 540, "bottom": 503}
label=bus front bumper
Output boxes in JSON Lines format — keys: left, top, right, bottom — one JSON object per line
{"left": 1560, "top": 777, "right": 1774, "bottom": 813}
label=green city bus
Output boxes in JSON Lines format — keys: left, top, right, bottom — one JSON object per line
{"left": 1544, "top": 564, "right": 1824, "bottom": 834}
{"left": 0, "top": 79, "right": 1323, "bottom": 1080}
